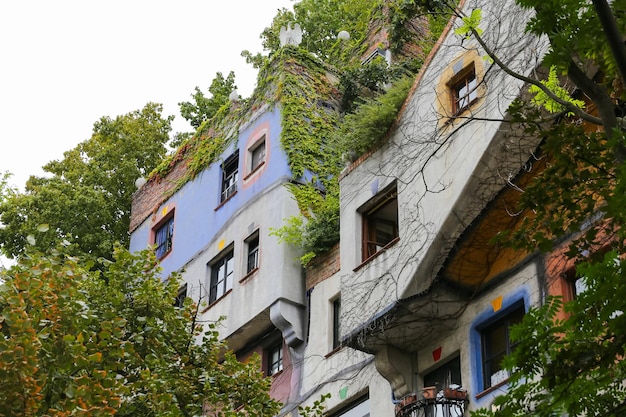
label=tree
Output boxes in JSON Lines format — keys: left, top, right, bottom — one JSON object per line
{"left": 178, "top": 71, "right": 237, "bottom": 130}
{"left": 0, "top": 240, "right": 281, "bottom": 416}
{"left": 0, "top": 103, "right": 172, "bottom": 264}
{"left": 441, "top": 0, "right": 626, "bottom": 415}
{"left": 244, "top": 0, "right": 378, "bottom": 70}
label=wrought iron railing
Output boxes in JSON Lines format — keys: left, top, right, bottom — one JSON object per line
{"left": 395, "top": 388, "right": 467, "bottom": 417}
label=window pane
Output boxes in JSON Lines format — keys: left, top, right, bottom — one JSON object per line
{"left": 221, "top": 155, "right": 239, "bottom": 202}
{"left": 481, "top": 304, "right": 524, "bottom": 389}
{"left": 155, "top": 217, "right": 174, "bottom": 259}
{"left": 333, "top": 397, "right": 370, "bottom": 417}
{"left": 251, "top": 141, "right": 266, "bottom": 171}
{"left": 247, "top": 235, "right": 259, "bottom": 273}
{"left": 424, "top": 356, "right": 462, "bottom": 391}
{"left": 363, "top": 191, "right": 398, "bottom": 260}
{"left": 210, "top": 250, "right": 234, "bottom": 303}
{"left": 453, "top": 69, "right": 477, "bottom": 113}
{"left": 268, "top": 343, "right": 283, "bottom": 375}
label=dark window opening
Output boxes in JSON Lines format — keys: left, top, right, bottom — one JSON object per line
{"left": 332, "top": 297, "right": 341, "bottom": 349}
{"left": 209, "top": 249, "right": 234, "bottom": 304}
{"left": 424, "top": 355, "right": 462, "bottom": 392}
{"left": 481, "top": 303, "right": 524, "bottom": 389}
{"left": 174, "top": 283, "right": 187, "bottom": 308}
{"left": 245, "top": 231, "right": 260, "bottom": 274}
{"left": 267, "top": 342, "right": 283, "bottom": 376}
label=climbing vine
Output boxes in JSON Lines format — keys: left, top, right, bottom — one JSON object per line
{"left": 143, "top": 0, "right": 445, "bottom": 264}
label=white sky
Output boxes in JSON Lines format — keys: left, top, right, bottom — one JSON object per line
{"left": 0, "top": 0, "right": 294, "bottom": 191}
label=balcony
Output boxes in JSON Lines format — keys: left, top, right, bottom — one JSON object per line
{"left": 395, "top": 387, "right": 467, "bottom": 417}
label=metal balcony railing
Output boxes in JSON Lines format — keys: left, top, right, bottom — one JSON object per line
{"left": 395, "top": 388, "right": 467, "bottom": 417}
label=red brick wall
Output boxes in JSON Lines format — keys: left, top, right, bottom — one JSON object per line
{"left": 129, "top": 161, "right": 189, "bottom": 233}
{"left": 306, "top": 244, "right": 340, "bottom": 290}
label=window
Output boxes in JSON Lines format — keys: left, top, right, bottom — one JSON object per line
{"left": 174, "top": 283, "right": 187, "bottom": 308}
{"left": 267, "top": 342, "right": 283, "bottom": 376}
{"left": 331, "top": 396, "right": 370, "bottom": 417}
{"left": 245, "top": 231, "right": 260, "bottom": 274}
{"left": 154, "top": 215, "right": 174, "bottom": 259}
{"left": 450, "top": 65, "right": 477, "bottom": 114}
{"left": 221, "top": 152, "right": 239, "bottom": 202}
{"left": 481, "top": 303, "right": 524, "bottom": 389}
{"left": 424, "top": 355, "right": 462, "bottom": 392}
{"left": 361, "top": 184, "right": 398, "bottom": 261}
{"left": 209, "top": 249, "right": 234, "bottom": 304}
{"left": 423, "top": 356, "right": 464, "bottom": 417}
{"left": 250, "top": 137, "right": 266, "bottom": 172}
{"left": 573, "top": 276, "right": 588, "bottom": 296}
{"left": 332, "top": 297, "right": 341, "bottom": 349}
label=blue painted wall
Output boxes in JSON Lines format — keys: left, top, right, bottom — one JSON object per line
{"left": 129, "top": 105, "right": 292, "bottom": 279}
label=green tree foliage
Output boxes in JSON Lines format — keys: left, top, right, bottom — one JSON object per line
{"left": 459, "top": 0, "right": 626, "bottom": 415}
{"left": 178, "top": 71, "right": 237, "bottom": 130}
{"left": 471, "top": 253, "right": 626, "bottom": 417}
{"left": 0, "top": 103, "right": 172, "bottom": 264}
{"left": 244, "top": 0, "right": 376, "bottom": 69}
{"left": 0, "top": 242, "right": 280, "bottom": 416}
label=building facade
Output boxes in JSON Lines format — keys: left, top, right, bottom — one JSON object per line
{"left": 338, "top": 0, "right": 554, "bottom": 415}
{"left": 127, "top": 0, "right": 579, "bottom": 415}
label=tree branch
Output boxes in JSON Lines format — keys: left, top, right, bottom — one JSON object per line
{"left": 465, "top": 22, "right": 604, "bottom": 125}
{"left": 592, "top": 0, "right": 626, "bottom": 85}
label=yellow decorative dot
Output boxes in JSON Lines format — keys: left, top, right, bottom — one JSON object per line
{"left": 161, "top": 207, "right": 168, "bottom": 216}
{"left": 218, "top": 239, "right": 225, "bottom": 250}
{"left": 491, "top": 295, "right": 503, "bottom": 312}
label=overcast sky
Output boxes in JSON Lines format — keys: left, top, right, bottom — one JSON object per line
{"left": 0, "top": 0, "right": 294, "bottom": 191}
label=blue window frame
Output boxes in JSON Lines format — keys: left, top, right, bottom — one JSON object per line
{"left": 480, "top": 303, "right": 524, "bottom": 389}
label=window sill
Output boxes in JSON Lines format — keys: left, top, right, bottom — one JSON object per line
{"left": 243, "top": 161, "right": 266, "bottom": 180}
{"left": 156, "top": 249, "right": 172, "bottom": 261}
{"left": 239, "top": 267, "right": 259, "bottom": 283}
{"left": 201, "top": 289, "right": 232, "bottom": 313}
{"left": 214, "top": 191, "right": 238, "bottom": 211}
{"left": 269, "top": 369, "right": 284, "bottom": 379}
{"left": 475, "top": 378, "right": 509, "bottom": 399}
{"left": 324, "top": 346, "right": 343, "bottom": 358}
{"left": 353, "top": 237, "right": 400, "bottom": 272}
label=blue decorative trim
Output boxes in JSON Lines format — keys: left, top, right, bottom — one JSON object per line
{"left": 468, "top": 286, "right": 530, "bottom": 405}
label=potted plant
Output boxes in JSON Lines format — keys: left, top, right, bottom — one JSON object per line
{"left": 444, "top": 387, "right": 467, "bottom": 400}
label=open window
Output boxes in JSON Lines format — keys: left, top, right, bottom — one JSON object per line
{"left": 360, "top": 183, "right": 399, "bottom": 261}
{"left": 221, "top": 152, "right": 239, "bottom": 202}
{"left": 449, "top": 63, "right": 478, "bottom": 115}
{"left": 154, "top": 213, "right": 174, "bottom": 260}
{"left": 245, "top": 230, "right": 260, "bottom": 274}
{"left": 208, "top": 247, "right": 234, "bottom": 304}
{"left": 480, "top": 302, "right": 524, "bottom": 389}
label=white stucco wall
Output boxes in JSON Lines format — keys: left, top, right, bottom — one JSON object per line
{"left": 293, "top": 269, "right": 395, "bottom": 416}
{"left": 339, "top": 0, "right": 548, "bottom": 340}
{"left": 177, "top": 179, "right": 305, "bottom": 341}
